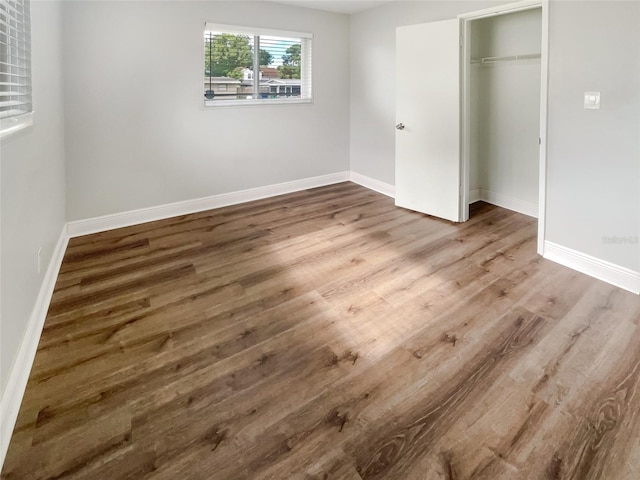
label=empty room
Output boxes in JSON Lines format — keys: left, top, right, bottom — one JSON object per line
{"left": 1, "top": 0, "right": 639, "bottom": 478}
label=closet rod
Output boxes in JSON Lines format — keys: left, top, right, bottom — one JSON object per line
{"left": 471, "top": 53, "right": 541, "bottom": 65}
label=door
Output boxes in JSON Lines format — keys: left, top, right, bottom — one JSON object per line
{"left": 395, "top": 19, "right": 462, "bottom": 222}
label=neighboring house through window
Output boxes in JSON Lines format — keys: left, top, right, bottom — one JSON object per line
{"left": 203, "top": 23, "right": 312, "bottom": 106}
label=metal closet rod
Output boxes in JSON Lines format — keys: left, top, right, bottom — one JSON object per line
{"left": 470, "top": 53, "right": 541, "bottom": 64}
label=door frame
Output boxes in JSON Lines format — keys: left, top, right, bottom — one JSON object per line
{"left": 458, "top": 0, "right": 549, "bottom": 255}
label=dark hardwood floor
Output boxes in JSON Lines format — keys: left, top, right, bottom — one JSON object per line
{"left": 2, "top": 182, "right": 639, "bottom": 479}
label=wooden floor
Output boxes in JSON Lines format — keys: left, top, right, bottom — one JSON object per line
{"left": 3, "top": 183, "right": 640, "bottom": 479}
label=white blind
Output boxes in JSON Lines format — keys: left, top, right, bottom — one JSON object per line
{"left": 300, "top": 37, "right": 312, "bottom": 100}
{"left": 0, "top": 0, "right": 32, "bottom": 121}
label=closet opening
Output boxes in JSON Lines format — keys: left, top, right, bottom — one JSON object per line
{"left": 460, "top": 4, "right": 545, "bottom": 250}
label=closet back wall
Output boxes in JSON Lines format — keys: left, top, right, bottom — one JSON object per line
{"left": 469, "top": 8, "right": 541, "bottom": 215}
{"left": 62, "top": 1, "right": 350, "bottom": 221}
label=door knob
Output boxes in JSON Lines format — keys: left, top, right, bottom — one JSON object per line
{"left": 396, "top": 123, "right": 405, "bottom": 130}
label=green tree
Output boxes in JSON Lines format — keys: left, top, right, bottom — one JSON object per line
{"left": 259, "top": 49, "right": 273, "bottom": 66}
{"left": 278, "top": 44, "right": 301, "bottom": 79}
{"left": 227, "top": 66, "right": 246, "bottom": 80}
{"left": 204, "top": 33, "right": 252, "bottom": 77}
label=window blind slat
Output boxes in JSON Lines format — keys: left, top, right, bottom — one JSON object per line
{"left": 0, "top": 61, "right": 29, "bottom": 70}
{"left": 0, "top": 99, "right": 28, "bottom": 107}
{"left": 0, "top": 72, "right": 29, "bottom": 78}
{"left": 0, "top": 108, "right": 26, "bottom": 118}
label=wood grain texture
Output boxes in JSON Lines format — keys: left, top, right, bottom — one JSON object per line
{"left": 3, "top": 182, "right": 640, "bottom": 480}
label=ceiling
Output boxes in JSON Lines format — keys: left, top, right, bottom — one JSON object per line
{"left": 268, "top": 0, "right": 391, "bottom": 15}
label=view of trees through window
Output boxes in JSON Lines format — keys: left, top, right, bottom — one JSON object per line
{"left": 204, "top": 29, "right": 307, "bottom": 103}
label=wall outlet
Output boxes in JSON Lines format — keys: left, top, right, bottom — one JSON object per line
{"left": 37, "top": 246, "right": 43, "bottom": 274}
{"left": 584, "top": 92, "right": 600, "bottom": 110}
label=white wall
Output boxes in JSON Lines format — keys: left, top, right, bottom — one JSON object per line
{"left": 470, "top": 8, "right": 541, "bottom": 212}
{"left": 349, "top": 0, "right": 510, "bottom": 185}
{"left": 63, "top": 1, "right": 350, "bottom": 221}
{"left": 0, "top": 1, "right": 66, "bottom": 395}
{"left": 546, "top": 0, "right": 640, "bottom": 272}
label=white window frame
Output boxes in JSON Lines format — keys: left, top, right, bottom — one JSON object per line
{"left": 0, "top": 0, "right": 33, "bottom": 138}
{"left": 203, "top": 23, "right": 313, "bottom": 108}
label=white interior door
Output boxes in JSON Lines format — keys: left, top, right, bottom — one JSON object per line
{"left": 395, "top": 19, "right": 461, "bottom": 222}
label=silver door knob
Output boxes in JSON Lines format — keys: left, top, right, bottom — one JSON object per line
{"left": 396, "top": 123, "right": 405, "bottom": 130}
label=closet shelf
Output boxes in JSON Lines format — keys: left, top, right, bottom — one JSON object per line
{"left": 471, "top": 53, "right": 541, "bottom": 65}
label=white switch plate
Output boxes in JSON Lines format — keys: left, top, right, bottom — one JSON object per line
{"left": 584, "top": 92, "right": 600, "bottom": 110}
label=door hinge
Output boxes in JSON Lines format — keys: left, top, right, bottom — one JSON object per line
{"left": 460, "top": 36, "right": 463, "bottom": 47}
{"left": 539, "top": 137, "right": 541, "bottom": 145}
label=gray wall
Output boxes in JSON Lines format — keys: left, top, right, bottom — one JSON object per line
{"left": 350, "top": 0, "right": 640, "bottom": 273}
{"left": 63, "top": 1, "right": 351, "bottom": 221}
{"left": 546, "top": 0, "right": 640, "bottom": 271}
{"left": 0, "top": 1, "right": 67, "bottom": 394}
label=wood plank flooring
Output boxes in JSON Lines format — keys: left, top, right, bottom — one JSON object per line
{"left": 2, "top": 182, "right": 640, "bottom": 479}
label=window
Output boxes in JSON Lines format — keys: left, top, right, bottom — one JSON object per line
{"left": 0, "top": 0, "right": 32, "bottom": 137}
{"left": 204, "top": 23, "right": 312, "bottom": 106}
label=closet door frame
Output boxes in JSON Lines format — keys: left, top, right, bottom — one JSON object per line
{"left": 459, "top": 0, "right": 549, "bottom": 255}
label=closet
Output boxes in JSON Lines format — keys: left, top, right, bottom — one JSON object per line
{"left": 394, "top": 3, "right": 545, "bottom": 230}
{"left": 467, "top": 8, "right": 542, "bottom": 218}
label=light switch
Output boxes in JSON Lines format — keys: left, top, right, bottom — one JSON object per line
{"left": 584, "top": 92, "right": 600, "bottom": 110}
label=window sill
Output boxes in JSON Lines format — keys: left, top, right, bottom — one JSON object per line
{"left": 0, "top": 112, "right": 34, "bottom": 139}
{"left": 204, "top": 98, "right": 313, "bottom": 108}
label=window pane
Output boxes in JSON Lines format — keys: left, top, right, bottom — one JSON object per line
{"left": 259, "top": 35, "right": 302, "bottom": 100}
{"left": 204, "top": 31, "right": 254, "bottom": 102}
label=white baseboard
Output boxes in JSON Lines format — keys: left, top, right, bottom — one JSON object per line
{"left": 349, "top": 171, "right": 395, "bottom": 198}
{"left": 67, "top": 172, "right": 350, "bottom": 237}
{"left": 469, "top": 189, "right": 538, "bottom": 218}
{"left": 544, "top": 241, "right": 640, "bottom": 294}
{"left": 0, "top": 225, "right": 69, "bottom": 468}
